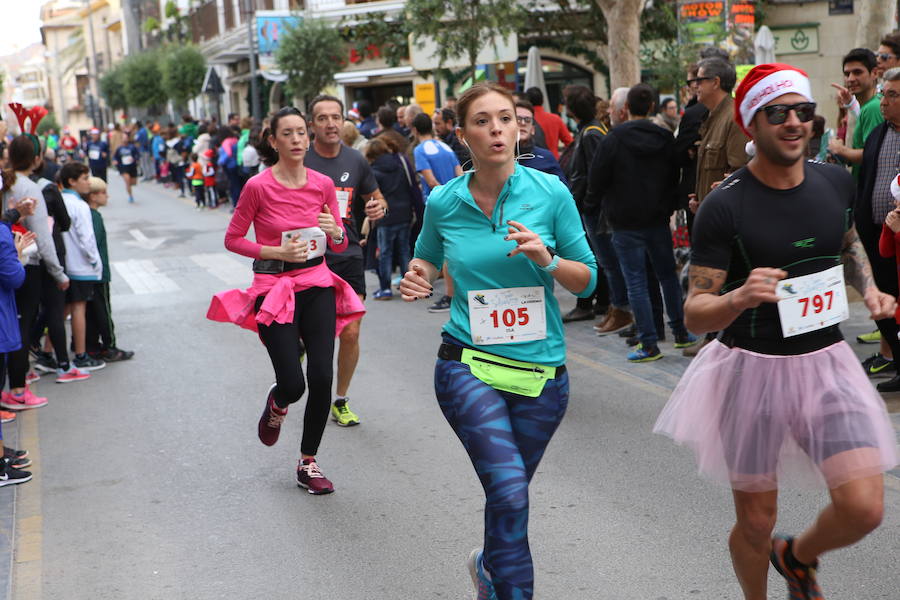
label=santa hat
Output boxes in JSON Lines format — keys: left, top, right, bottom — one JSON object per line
{"left": 90, "top": 127, "right": 100, "bottom": 135}
{"left": 733, "top": 63, "right": 814, "bottom": 138}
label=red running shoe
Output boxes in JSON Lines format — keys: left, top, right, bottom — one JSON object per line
{"left": 296, "top": 458, "right": 334, "bottom": 495}
{"left": 0, "top": 388, "right": 48, "bottom": 411}
{"left": 770, "top": 534, "right": 825, "bottom": 600}
{"left": 257, "top": 384, "right": 286, "bottom": 446}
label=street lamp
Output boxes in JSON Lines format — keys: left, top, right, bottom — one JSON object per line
{"left": 244, "top": 0, "right": 261, "bottom": 120}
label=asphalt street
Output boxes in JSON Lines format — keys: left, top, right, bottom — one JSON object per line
{"left": 3, "top": 172, "right": 900, "bottom": 600}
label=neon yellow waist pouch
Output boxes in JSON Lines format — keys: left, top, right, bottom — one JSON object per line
{"left": 460, "top": 348, "right": 556, "bottom": 397}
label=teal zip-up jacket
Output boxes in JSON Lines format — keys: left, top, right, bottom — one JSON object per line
{"left": 415, "top": 164, "right": 597, "bottom": 366}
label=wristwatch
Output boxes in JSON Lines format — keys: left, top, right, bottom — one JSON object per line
{"left": 540, "top": 246, "right": 561, "bottom": 272}
{"left": 332, "top": 230, "right": 345, "bottom": 244}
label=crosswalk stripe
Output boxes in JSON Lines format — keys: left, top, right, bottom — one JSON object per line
{"left": 190, "top": 253, "right": 250, "bottom": 285}
{"left": 112, "top": 259, "right": 180, "bottom": 295}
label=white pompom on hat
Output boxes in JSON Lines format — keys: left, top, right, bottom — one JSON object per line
{"left": 733, "top": 63, "right": 815, "bottom": 138}
{"left": 890, "top": 174, "right": 900, "bottom": 201}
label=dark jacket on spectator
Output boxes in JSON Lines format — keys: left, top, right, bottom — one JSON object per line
{"left": 565, "top": 119, "right": 607, "bottom": 213}
{"left": 587, "top": 119, "right": 678, "bottom": 230}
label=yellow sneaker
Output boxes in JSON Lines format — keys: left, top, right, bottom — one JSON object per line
{"left": 331, "top": 399, "right": 360, "bottom": 427}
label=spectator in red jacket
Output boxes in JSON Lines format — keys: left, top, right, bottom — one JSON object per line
{"left": 525, "top": 87, "right": 573, "bottom": 159}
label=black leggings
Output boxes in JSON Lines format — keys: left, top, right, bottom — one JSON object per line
{"left": 255, "top": 286, "right": 336, "bottom": 456}
{"left": 30, "top": 266, "right": 70, "bottom": 367}
{"left": 86, "top": 282, "right": 116, "bottom": 353}
{"left": 8, "top": 266, "right": 42, "bottom": 388}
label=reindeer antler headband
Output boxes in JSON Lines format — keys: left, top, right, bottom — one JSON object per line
{"left": 8, "top": 103, "right": 48, "bottom": 156}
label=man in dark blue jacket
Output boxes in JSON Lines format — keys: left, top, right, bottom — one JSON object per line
{"left": 588, "top": 83, "right": 696, "bottom": 362}
{"left": 514, "top": 100, "right": 567, "bottom": 184}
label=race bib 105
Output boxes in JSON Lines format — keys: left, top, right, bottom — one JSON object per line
{"left": 468, "top": 286, "right": 546, "bottom": 345}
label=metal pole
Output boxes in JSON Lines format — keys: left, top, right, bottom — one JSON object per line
{"left": 84, "top": 0, "right": 101, "bottom": 127}
{"left": 246, "top": 0, "right": 261, "bottom": 120}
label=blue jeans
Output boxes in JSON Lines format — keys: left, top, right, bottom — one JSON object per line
{"left": 593, "top": 231, "right": 629, "bottom": 309}
{"left": 612, "top": 224, "right": 687, "bottom": 348}
{"left": 376, "top": 222, "right": 410, "bottom": 291}
{"left": 435, "top": 354, "right": 569, "bottom": 600}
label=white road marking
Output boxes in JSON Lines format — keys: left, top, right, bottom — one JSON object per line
{"left": 124, "top": 228, "right": 167, "bottom": 250}
{"left": 190, "top": 253, "right": 250, "bottom": 286}
{"left": 112, "top": 259, "right": 180, "bottom": 294}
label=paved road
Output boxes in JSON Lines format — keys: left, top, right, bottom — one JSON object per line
{"left": 4, "top": 173, "right": 900, "bottom": 599}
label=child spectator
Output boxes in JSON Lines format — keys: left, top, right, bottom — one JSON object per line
{"left": 186, "top": 153, "right": 205, "bottom": 210}
{"left": 58, "top": 162, "right": 105, "bottom": 372}
{"left": 879, "top": 175, "right": 900, "bottom": 327}
{"left": 84, "top": 177, "right": 134, "bottom": 362}
{"left": 202, "top": 149, "right": 218, "bottom": 208}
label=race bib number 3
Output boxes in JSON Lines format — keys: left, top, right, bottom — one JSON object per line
{"left": 468, "top": 287, "right": 546, "bottom": 345}
{"left": 282, "top": 227, "right": 327, "bottom": 259}
{"left": 775, "top": 265, "right": 849, "bottom": 338}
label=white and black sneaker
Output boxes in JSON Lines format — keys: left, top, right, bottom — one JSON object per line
{"left": 73, "top": 354, "right": 106, "bottom": 371}
{"left": 0, "top": 459, "right": 31, "bottom": 487}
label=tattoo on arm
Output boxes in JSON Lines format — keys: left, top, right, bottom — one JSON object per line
{"left": 688, "top": 265, "right": 727, "bottom": 296}
{"left": 841, "top": 227, "right": 875, "bottom": 292}
{"left": 841, "top": 227, "right": 876, "bottom": 294}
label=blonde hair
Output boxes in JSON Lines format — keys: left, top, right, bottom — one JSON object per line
{"left": 88, "top": 176, "right": 107, "bottom": 194}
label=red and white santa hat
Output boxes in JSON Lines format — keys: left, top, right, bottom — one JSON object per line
{"left": 733, "top": 63, "right": 814, "bottom": 138}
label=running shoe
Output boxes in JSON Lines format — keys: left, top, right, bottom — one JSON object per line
{"left": 861, "top": 353, "right": 892, "bottom": 376}
{"left": 673, "top": 332, "right": 699, "bottom": 349}
{"left": 4, "top": 447, "right": 28, "bottom": 460}
{"left": 331, "top": 399, "right": 360, "bottom": 427}
{"left": 0, "top": 411, "right": 16, "bottom": 424}
{"left": 73, "top": 355, "right": 106, "bottom": 371}
{"left": 6, "top": 456, "right": 31, "bottom": 469}
{"left": 373, "top": 289, "right": 393, "bottom": 300}
{"left": 627, "top": 345, "right": 662, "bottom": 363}
{"left": 33, "top": 353, "right": 58, "bottom": 374}
{"left": 257, "top": 383, "right": 286, "bottom": 446}
{"left": 0, "top": 388, "right": 48, "bottom": 411}
{"left": 0, "top": 461, "right": 31, "bottom": 487}
{"left": 427, "top": 294, "right": 452, "bottom": 313}
{"left": 770, "top": 534, "right": 824, "bottom": 600}
{"left": 467, "top": 548, "right": 498, "bottom": 600}
{"left": 99, "top": 347, "right": 135, "bottom": 362}
{"left": 56, "top": 366, "right": 91, "bottom": 383}
{"left": 25, "top": 370, "right": 40, "bottom": 384}
{"left": 296, "top": 458, "right": 334, "bottom": 494}
{"left": 857, "top": 330, "right": 881, "bottom": 344}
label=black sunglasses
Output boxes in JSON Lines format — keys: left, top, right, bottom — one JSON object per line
{"left": 761, "top": 102, "right": 817, "bottom": 125}
{"left": 686, "top": 76, "right": 712, "bottom": 86}
{"left": 877, "top": 52, "right": 897, "bottom": 61}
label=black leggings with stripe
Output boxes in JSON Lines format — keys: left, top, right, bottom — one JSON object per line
{"left": 255, "top": 286, "right": 336, "bottom": 456}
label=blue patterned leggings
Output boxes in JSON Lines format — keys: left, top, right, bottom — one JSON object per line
{"left": 434, "top": 357, "right": 570, "bottom": 600}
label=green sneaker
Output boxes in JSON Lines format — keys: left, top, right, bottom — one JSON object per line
{"left": 331, "top": 399, "right": 360, "bottom": 427}
{"left": 856, "top": 330, "right": 881, "bottom": 344}
{"left": 861, "top": 353, "right": 893, "bottom": 376}
{"left": 627, "top": 344, "right": 663, "bottom": 362}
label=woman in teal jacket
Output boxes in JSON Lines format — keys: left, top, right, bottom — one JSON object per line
{"left": 400, "top": 83, "right": 597, "bottom": 600}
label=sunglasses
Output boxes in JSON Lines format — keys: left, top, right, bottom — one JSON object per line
{"left": 761, "top": 102, "right": 817, "bottom": 125}
{"left": 686, "top": 76, "right": 712, "bottom": 86}
{"left": 877, "top": 52, "right": 897, "bottom": 61}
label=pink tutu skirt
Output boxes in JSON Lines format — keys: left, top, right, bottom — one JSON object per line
{"left": 653, "top": 340, "right": 898, "bottom": 492}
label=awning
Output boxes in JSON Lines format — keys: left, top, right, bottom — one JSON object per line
{"left": 334, "top": 66, "right": 414, "bottom": 83}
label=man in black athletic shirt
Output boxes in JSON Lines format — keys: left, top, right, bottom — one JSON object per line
{"left": 654, "top": 63, "right": 898, "bottom": 600}
{"left": 305, "top": 95, "right": 388, "bottom": 427}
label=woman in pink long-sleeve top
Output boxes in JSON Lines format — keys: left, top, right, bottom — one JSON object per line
{"left": 207, "top": 107, "right": 365, "bottom": 494}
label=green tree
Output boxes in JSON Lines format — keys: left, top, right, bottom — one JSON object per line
{"left": 36, "top": 112, "right": 60, "bottom": 136}
{"left": 99, "top": 64, "right": 128, "bottom": 111}
{"left": 276, "top": 18, "right": 346, "bottom": 105}
{"left": 161, "top": 45, "right": 206, "bottom": 109}
{"left": 406, "top": 0, "right": 525, "bottom": 86}
{"left": 122, "top": 51, "right": 167, "bottom": 110}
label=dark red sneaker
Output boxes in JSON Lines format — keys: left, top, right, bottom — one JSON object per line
{"left": 770, "top": 534, "right": 824, "bottom": 600}
{"left": 296, "top": 458, "right": 334, "bottom": 495}
{"left": 257, "top": 384, "right": 286, "bottom": 446}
